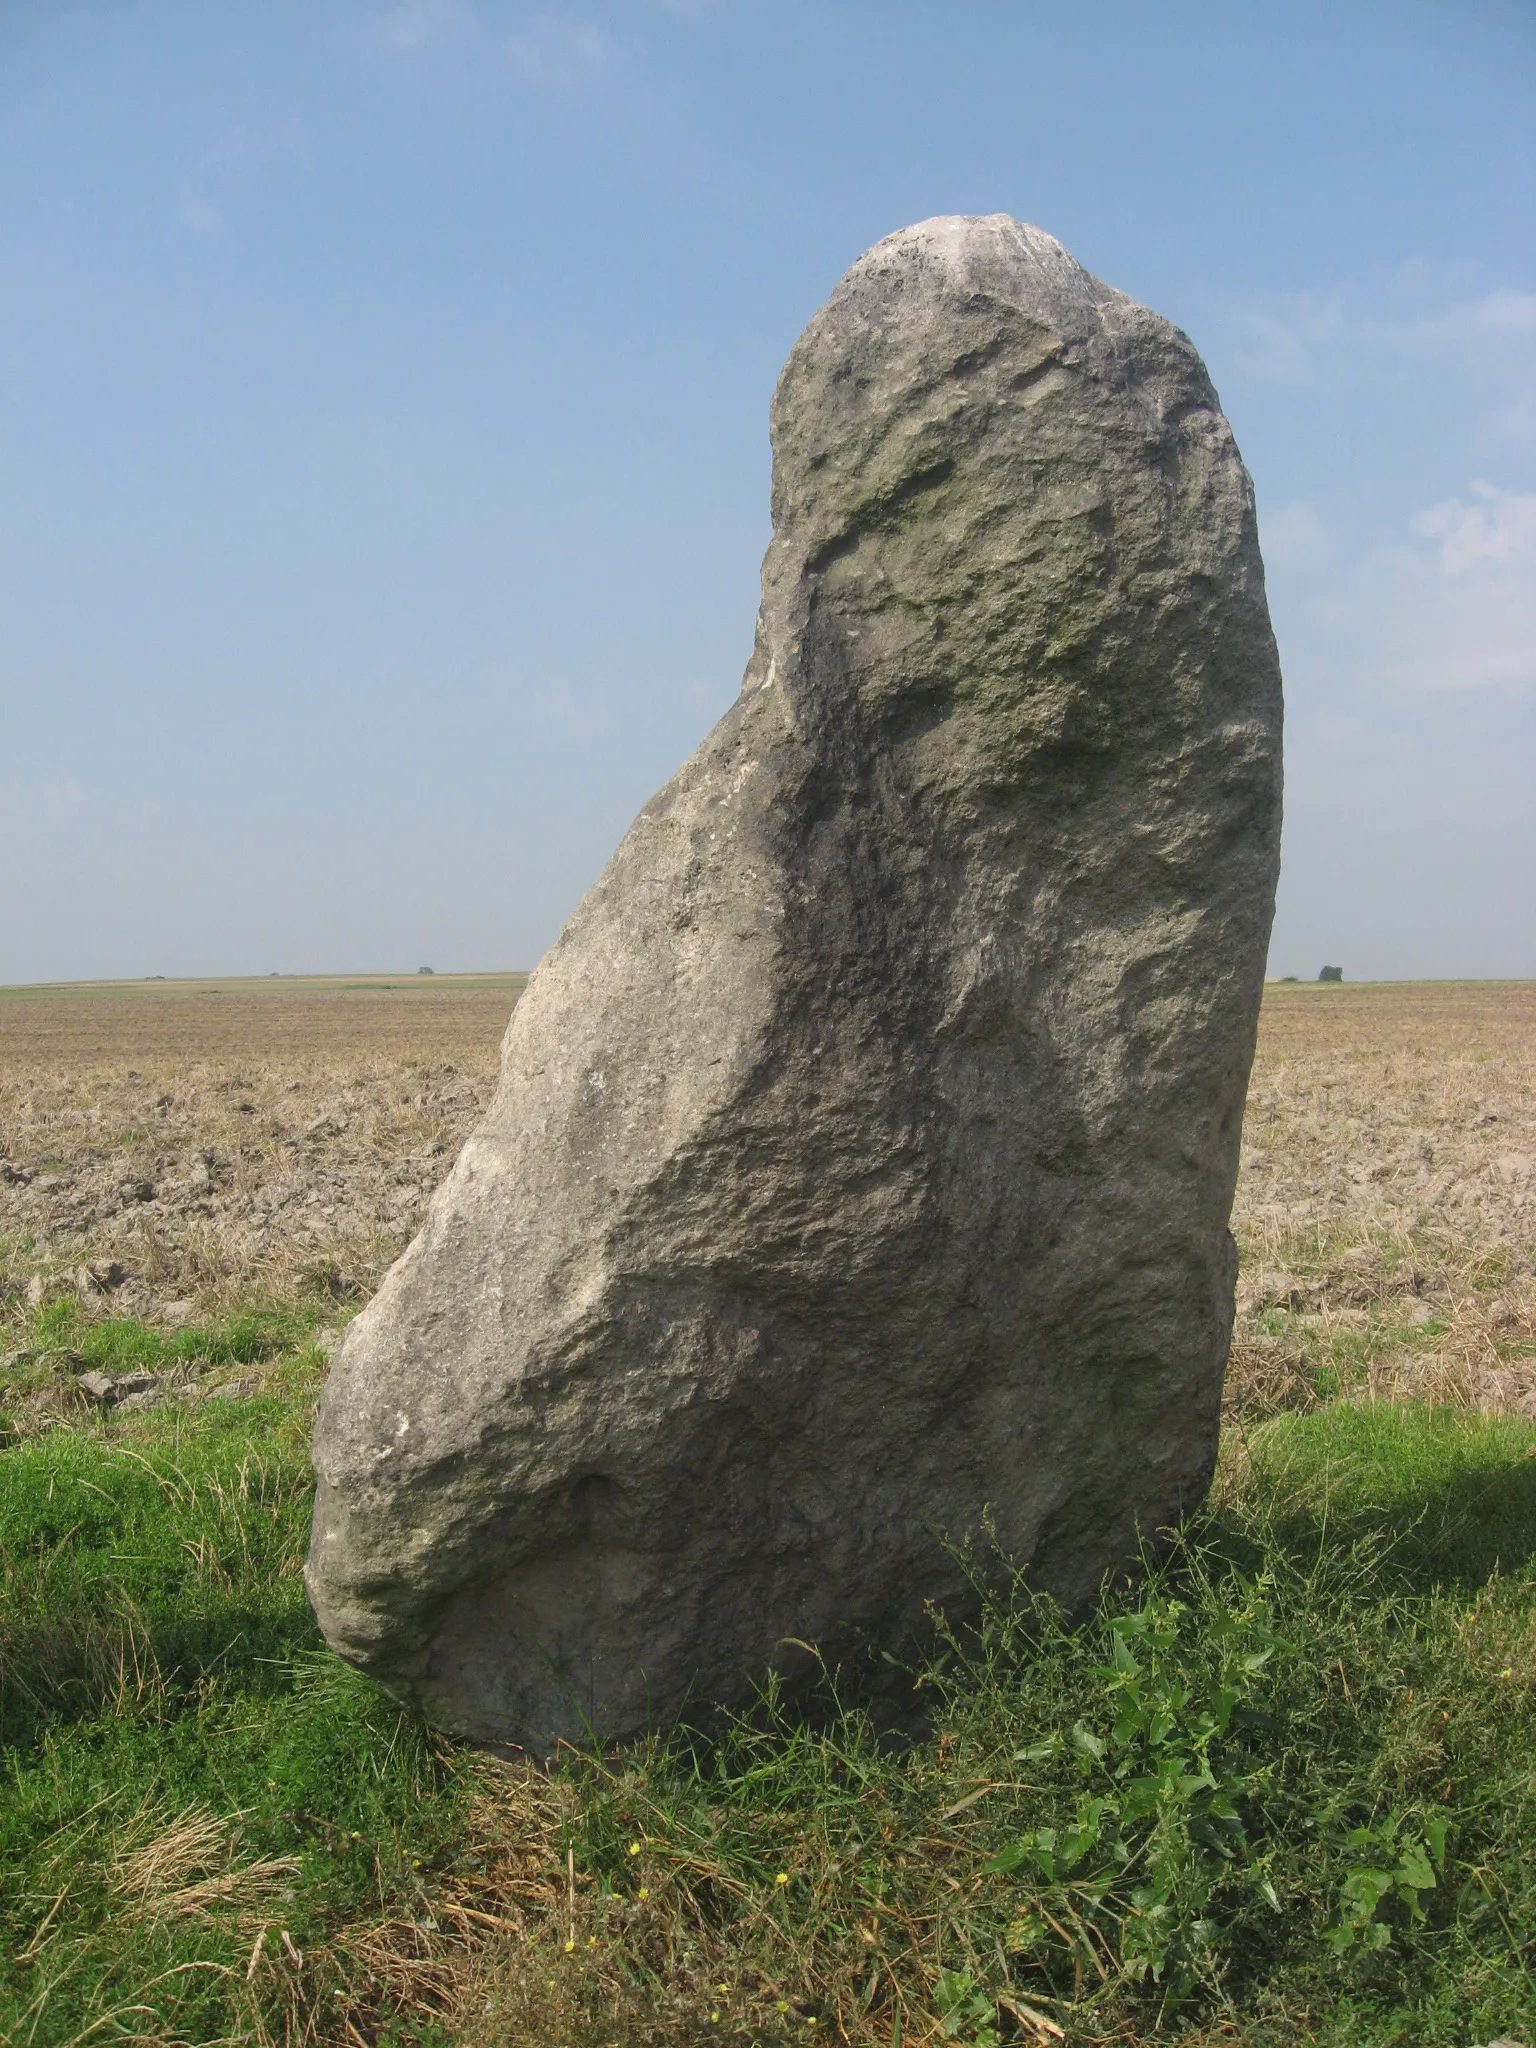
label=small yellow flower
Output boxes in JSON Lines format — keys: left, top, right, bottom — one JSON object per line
{"left": 638, "top": 1886, "right": 649, "bottom": 1899}
{"left": 775, "top": 1871, "right": 790, "bottom": 1886}
{"left": 711, "top": 2015, "right": 720, "bottom": 2025}
{"left": 587, "top": 1936, "right": 597, "bottom": 1947}
{"left": 564, "top": 1939, "right": 575, "bottom": 1953}
{"left": 628, "top": 1840, "right": 641, "bottom": 1855}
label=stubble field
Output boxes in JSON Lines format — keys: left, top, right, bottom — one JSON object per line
{"left": 2, "top": 975, "right": 1531, "bottom": 1426}
{"left": 1, "top": 975, "right": 1534, "bottom": 2048}
{"left": 0, "top": 976, "right": 521, "bottom": 1425}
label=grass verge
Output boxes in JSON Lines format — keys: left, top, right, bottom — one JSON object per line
{"left": 1, "top": 1324, "right": 1532, "bottom": 2047}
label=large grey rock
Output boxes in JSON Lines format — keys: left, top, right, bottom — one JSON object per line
{"left": 307, "top": 215, "right": 1283, "bottom": 1752}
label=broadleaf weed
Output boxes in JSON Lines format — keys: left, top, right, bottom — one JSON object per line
{"left": 975, "top": 1581, "right": 1287, "bottom": 2013}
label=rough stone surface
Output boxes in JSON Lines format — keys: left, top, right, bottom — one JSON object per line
{"left": 306, "top": 215, "right": 1283, "bottom": 1753}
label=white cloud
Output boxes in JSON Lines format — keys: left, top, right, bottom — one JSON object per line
{"left": 1414, "top": 287, "right": 1536, "bottom": 352}
{"left": 1415, "top": 480, "right": 1536, "bottom": 574}
{"left": 1257, "top": 497, "right": 1327, "bottom": 567}
{"left": 1265, "top": 483, "right": 1536, "bottom": 700}
{"left": 181, "top": 118, "right": 311, "bottom": 233}
{"left": 1235, "top": 276, "right": 1535, "bottom": 974}
{"left": 1305, "top": 709, "right": 1367, "bottom": 751}
{"left": 505, "top": 18, "right": 608, "bottom": 86}
{"left": 1367, "top": 502, "right": 1536, "bottom": 696}
{"left": 1375, "top": 483, "right": 1536, "bottom": 693}
{"left": 1238, "top": 272, "right": 1536, "bottom": 702}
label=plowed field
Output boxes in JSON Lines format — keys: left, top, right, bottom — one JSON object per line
{"left": 3, "top": 974, "right": 1532, "bottom": 1413}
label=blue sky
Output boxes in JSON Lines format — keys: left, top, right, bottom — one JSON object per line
{"left": 2, "top": 0, "right": 1533, "bottom": 983}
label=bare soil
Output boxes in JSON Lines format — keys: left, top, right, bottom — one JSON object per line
{"left": 1230, "top": 981, "right": 1535, "bottom": 1414}
{"left": 3, "top": 974, "right": 1532, "bottom": 1412}
{"left": 0, "top": 976, "right": 521, "bottom": 1324}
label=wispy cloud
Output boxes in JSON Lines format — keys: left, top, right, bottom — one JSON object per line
{"left": 1415, "top": 480, "right": 1536, "bottom": 574}
{"left": 0, "top": 778, "right": 87, "bottom": 830}
{"left": 1241, "top": 266, "right": 1536, "bottom": 702}
{"left": 1378, "top": 484, "right": 1536, "bottom": 694}
{"left": 1257, "top": 497, "right": 1328, "bottom": 568}
{"left": 1265, "top": 484, "right": 1536, "bottom": 700}
{"left": 535, "top": 679, "right": 613, "bottom": 737}
{"left": 1236, "top": 282, "right": 1536, "bottom": 366}
{"left": 505, "top": 17, "right": 608, "bottom": 87}
{"left": 378, "top": 0, "right": 463, "bottom": 50}
{"left": 374, "top": 3, "right": 693, "bottom": 73}
{"left": 1232, "top": 283, "right": 1536, "bottom": 432}
{"left": 181, "top": 118, "right": 311, "bottom": 233}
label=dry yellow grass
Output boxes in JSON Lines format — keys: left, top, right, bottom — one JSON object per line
{"left": 108, "top": 1802, "right": 301, "bottom": 1927}
{"left": 3, "top": 973, "right": 1532, "bottom": 1413}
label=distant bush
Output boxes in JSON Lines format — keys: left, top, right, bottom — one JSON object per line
{"left": 1319, "top": 965, "right": 1343, "bottom": 982}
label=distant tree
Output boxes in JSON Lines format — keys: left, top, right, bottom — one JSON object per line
{"left": 1318, "top": 965, "right": 1343, "bottom": 982}
{"left": 417, "top": 966, "right": 435, "bottom": 976}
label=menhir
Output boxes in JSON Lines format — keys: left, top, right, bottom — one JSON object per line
{"left": 306, "top": 215, "right": 1283, "bottom": 1753}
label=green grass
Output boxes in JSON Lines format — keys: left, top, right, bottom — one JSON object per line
{"left": 0, "top": 1303, "right": 328, "bottom": 1441}
{"left": 1246, "top": 1400, "right": 1536, "bottom": 1585}
{"left": 0, "top": 1336, "right": 465, "bottom": 2048}
{"left": 490, "top": 1405, "right": 1535, "bottom": 2046}
{"left": 17, "top": 1296, "right": 316, "bottom": 1372}
{"left": 1, "top": 1326, "right": 1533, "bottom": 2047}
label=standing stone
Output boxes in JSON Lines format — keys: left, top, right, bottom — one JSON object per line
{"left": 307, "top": 216, "right": 1283, "bottom": 1752}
